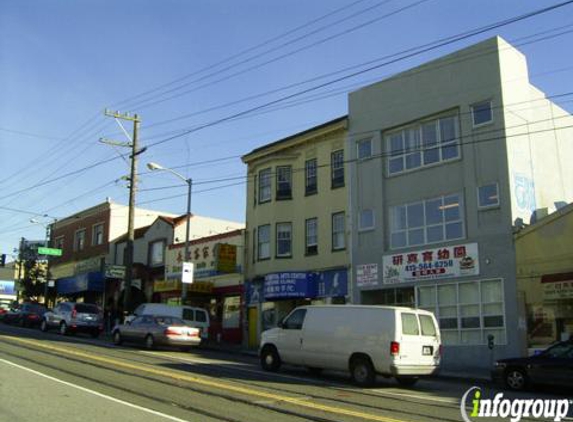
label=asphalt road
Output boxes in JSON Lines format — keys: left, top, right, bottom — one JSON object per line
{"left": 0, "top": 323, "right": 569, "bottom": 422}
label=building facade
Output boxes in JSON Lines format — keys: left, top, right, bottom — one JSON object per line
{"left": 347, "top": 37, "right": 573, "bottom": 370}
{"left": 242, "top": 116, "right": 350, "bottom": 348}
{"left": 515, "top": 203, "right": 573, "bottom": 354}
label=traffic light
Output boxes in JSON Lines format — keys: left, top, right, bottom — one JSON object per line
{"left": 0, "top": 254, "right": 6, "bottom": 267}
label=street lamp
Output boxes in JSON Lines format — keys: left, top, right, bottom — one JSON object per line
{"left": 147, "top": 162, "right": 192, "bottom": 303}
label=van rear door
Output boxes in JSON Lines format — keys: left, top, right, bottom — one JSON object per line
{"left": 398, "top": 311, "right": 440, "bottom": 367}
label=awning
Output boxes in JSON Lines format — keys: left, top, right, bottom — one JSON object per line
{"left": 57, "top": 272, "right": 104, "bottom": 295}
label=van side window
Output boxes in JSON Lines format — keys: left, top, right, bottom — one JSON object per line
{"left": 283, "top": 309, "right": 306, "bottom": 330}
{"left": 134, "top": 304, "right": 144, "bottom": 316}
{"left": 195, "top": 310, "right": 207, "bottom": 323}
{"left": 182, "top": 309, "right": 195, "bottom": 321}
{"left": 401, "top": 313, "right": 420, "bottom": 335}
{"left": 419, "top": 315, "right": 437, "bottom": 336}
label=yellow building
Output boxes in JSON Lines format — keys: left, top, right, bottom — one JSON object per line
{"left": 515, "top": 203, "right": 573, "bottom": 352}
{"left": 242, "top": 116, "right": 350, "bottom": 347}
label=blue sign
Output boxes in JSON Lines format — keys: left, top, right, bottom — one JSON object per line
{"left": 245, "top": 281, "right": 263, "bottom": 306}
{"left": 57, "top": 272, "right": 104, "bottom": 295}
{"left": 264, "top": 272, "right": 317, "bottom": 300}
{"left": 316, "top": 269, "right": 348, "bottom": 298}
{"left": 0, "top": 281, "right": 16, "bottom": 296}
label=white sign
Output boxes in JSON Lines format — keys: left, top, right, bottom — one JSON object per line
{"left": 382, "top": 243, "right": 479, "bottom": 284}
{"left": 543, "top": 280, "right": 573, "bottom": 300}
{"left": 182, "top": 262, "right": 194, "bottom": 284}
{"left": 356, "top": 263, "right": 379, "bottom": 287}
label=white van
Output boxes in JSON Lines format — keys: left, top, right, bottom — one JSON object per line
{"left": 259, "top": 305, "right": 441, "bottom": 386}
{"left": 127, "top": 303, "right": 210, "bottom": 340}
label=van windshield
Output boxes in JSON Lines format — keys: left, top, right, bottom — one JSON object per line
{"left": 419, "top": 315, "right": 437, "bottom": 336}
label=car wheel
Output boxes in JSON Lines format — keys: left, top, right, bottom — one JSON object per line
{"left": 40, "top": 320, "right": 49, "bottom": 332}
{"left": 396, "top": 377, "right": 419, "bottom": 387}
{"left": 505, "top": 368, "right": 528, "bottom": 391}
{"left": 145, "top": 334, "right": 155, "bottom": 350}
{"left": 260, "top": 345, "right": 281, "bottom": 372}
{"left": 59, "top": 322, "right": 68, "bottom": 336}
{"left": 350, "top": 356, "right": 376, "bottom": 387}
{"left": 112, "top": 331, "right": 122, "bottom": 345}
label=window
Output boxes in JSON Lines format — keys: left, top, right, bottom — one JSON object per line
{"left": 149, "top": 240, "right": 165, "bottom": 266}
{"left": 471, "top": 100, "right": 493, "bottom": 127}
{"left": 332, "top": 212, "right": 345, "bottom": 251}
{"left": 305, "top": 159, "right": 317, "bottom": 195}
{"left": 276, "top": 223, "right": 292, "bottom": 258}
{"left": 331, "top": 150, "right": 344, "bottom": 188}
{"left": 74, "top": 229, "right": 86, "bottom": 251}
{"left": 359, "top": 209, "right": 375, "bottom": 231}
{"left": 276, "top": 166, "right": 292, "bottom": 200}
{"left": 390, "top": 193, "right": 464, "bottom": 249}
{"left": 417, "top": 279, "right": 506, "bottom": 346}
{"left": 54, "top": 236, "right": 64, "bottom": 251}
{"left": 305, "top": 218, "right": 318, "bottom": 255}
{"left": 283, "top": 309, "right": 307, "bottom": 330}
{"left": 478, "top": 183, "right": 499, "bottom": 209}
{"left": 357, "top": 138, "right": 372, "bottom": 160}
{"left": 401, "top": 313, "right": 420, "bottom": 335}
{"left": 387, "top": 114, "right": 459, "bottom": 175}
{"left": 258, "top": 168, "right": 272, "bottom": 203}
{"left": 92, "top": 223, "right": 104, "bottom": 246}
{"left": 257, "top": 224, "right": 271, "bottom": 260}
{"left": 419, "top": 315, "right": 438, "bottom": 337}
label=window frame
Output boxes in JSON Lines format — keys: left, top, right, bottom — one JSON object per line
{"left": 331, "top": 212, "right": 346, "bottom": 251}
{"left": 386, "top": 112, "right": 460, "bottom": 176}
{"left": 356, "top": 138, "right": 373, "bottom": 161}
{"left": 258, "top": 168, "right": 272, "bottom": 204}
{"left": 148, "top": 239, "right": 166, "bottom": 267}
{"left": 92, "top": 222, "right": 105, "bottom": 246}
{"left": 477, "top": 183, "right": 500, "bottom": 210}
{"left": 54, "top": 236, "right": 64, "bottom": 251}
{"left": 305, "top": 217, "right": 318, "bottom": 256}
{"left": 358, "top": 209, "right": 375, "bottom": 232}
{"left": 275, "top": 222, "right": 292, "bottom": 259}
{"left": 74, "top": 228, "right": 86, "bottom": 251}
{"left": 257, "top": 224, "right": 271, "bottom": 261}
{"left": 331, "top": 150, "right": 345, "bottom": 189}
{"left": 276, "top": 165, "right": 292, "bottom": 200}
{"left": 305, "top": 158, "right": 317, "bottom": 196}
{"left": 471, "top": 100, "right": 494, "bottom": 128}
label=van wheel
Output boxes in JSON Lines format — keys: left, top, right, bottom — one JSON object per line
{"left": 260, "top": 345, "right": 281, "bottom": 372}
{"left": 396, "top": 377, "right": 418, "bottom": 387}
{"left": 113, "top": 331, "right": 122, "bottom": 345}
{"left": 145, "top": 335, "right": 155, "bottom": 350}
{"left": 59, "top": 322, "right": 68, "bottom": 336}
{"left": 350, "top": 356, "right": 375, "bottom": 387}
{"left": 307, "top": 367, "right": 323, "bottom": 376}
{"left": 40, "top": 320, "right": 49, "bottom": 332}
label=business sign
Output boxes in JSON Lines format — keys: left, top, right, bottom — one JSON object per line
{"left": 382, "top": 243, "right": 479, "bottom": 284}
{"left": 356, "top": 263, "right": 379, "bottom": 287}
{"left": 542, "top": 273, "right": 573, "bottom": 300}
{"left": 105, "top": 265, "right": 126, "bottom": 279}
{"left": 316, "top": 269, "right": 348, "bottom": 298}
{"left": 245, "top": 281, "right": 263, "bottom": 306}
{"left": 264, "top": 272, "right": 317, "bottom": 300}
{"left": 181, "top": 262, "right": 194, "bottom": 284}
{"left": 0, "top": 281, "right": 16, "bottom": 296}
{"left": 215, "top": 243, "right": 237, "bottom": 273}
{"left": 154, "top": 279, "right": 181, "bottom": 293}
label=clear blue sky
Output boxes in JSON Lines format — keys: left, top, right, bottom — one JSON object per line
{"left": 1, "top": 0, "right": 572, "bottom": 259}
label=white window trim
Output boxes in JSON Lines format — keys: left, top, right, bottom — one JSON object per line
{"left": 358, "top": 209, "right": 375, "bottom": 232}
{"left": 257, "top": 224, "right": 271, "bottom": 260}
{"left": 92, "top": 222, "right": 105, "bottom": 246}
{"left": 356, "top": 138, "right": 373, "bottom": 161}
{"left": 305, "top": 159, "right": 318, "bottom": 194}
{"left": 258, "top": 168, "right": 272, "bottom": 204}
{"left": 332, "top": 212, "right": 346, "bottom": 251}
{"left": 385, "top": 112, "right": 461, "bottom": 177}
{"left": 477, "top": 183, "right": 500, "bottom": 210}
{"left": 389, "top": 193, "right": 466, "bottom": 250}
{"left": 416, "top": 278, "right": 506, "bottom": 346}
{"left": 305, "top": 218, "right": 318, "bottom": 251}
{"left": 74, "top": 228, "right": 86, "bottom": 251}
{"left": 471, "top": 100, "right": 494, "bottom": 128}
{"left": 275, "top": 222, "right": 292, "bottom": 258}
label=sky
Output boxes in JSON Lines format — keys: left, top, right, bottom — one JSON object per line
{"left": 1, "top": 0, "right": 572, "bottom": 259}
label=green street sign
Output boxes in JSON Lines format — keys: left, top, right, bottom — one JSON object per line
{"left": 38, "top": 247, "right": 62, "bottom": 257}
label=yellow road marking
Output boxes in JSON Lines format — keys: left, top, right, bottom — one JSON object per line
{"left": 1, "top": 335, "right": 410, "bottom": 422}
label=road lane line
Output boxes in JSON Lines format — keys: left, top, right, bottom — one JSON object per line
{"left": 0, "top": 357, "right": 190, "bottom": 422}
{"left": 1, "top": 335, "right": 409, "bottom": 422}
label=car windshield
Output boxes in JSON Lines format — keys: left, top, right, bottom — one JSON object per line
{"left": 24, "top": 304, "right": 46, "bottom": 313}
{"left": 543, "top": 342, "right": 573, "bottom": 358}
{"left": 75, "top": 304, "right": 99, "bottom": 314}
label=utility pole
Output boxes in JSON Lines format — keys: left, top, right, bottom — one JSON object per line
{"left": 102, "top": 110, "right": 142, "bottom": 314}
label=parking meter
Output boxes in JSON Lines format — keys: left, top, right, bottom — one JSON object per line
{"left": 487, "top": 334, "right": 495, "bottom": 350}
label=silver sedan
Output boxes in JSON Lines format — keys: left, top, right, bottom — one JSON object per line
{"left": 112, "top": 315, "right": 201, "bottom": 350}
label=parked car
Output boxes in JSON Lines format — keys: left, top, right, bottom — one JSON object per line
{"left": 259, "top": 305, "right": 441, "bottom": 386}
{"left": 3, "top": 302, "right": 47, "bottom": 327}
{"left": 492, "top": 340, "right": 573, "bottom": 391}
{"left": 126, "top": 303, "right": 210, "bottom": 341}
{"left": 40, "top": 302, "right": 103, "bottom": 338}
{"left": 112, "top": 315, "right": 201, "bottom": 350}
{"left": 0, "top": 301, "right": 11, "bottom": 321}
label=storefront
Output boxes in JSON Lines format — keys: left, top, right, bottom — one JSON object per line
{"left": 245, "top": 268, "right": 348, "bottom": 348}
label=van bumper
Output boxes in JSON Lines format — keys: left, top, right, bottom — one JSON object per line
{"left": 389, "top": 365, "right": 439, "bottom": 376}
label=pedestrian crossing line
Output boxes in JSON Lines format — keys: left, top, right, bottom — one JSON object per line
{"left": 2, "top": 335, "right": 409, "bottom": 422}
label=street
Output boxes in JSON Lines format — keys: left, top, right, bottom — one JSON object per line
{"left": 0, "top": 324, "right": 568, "bottom": 422}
